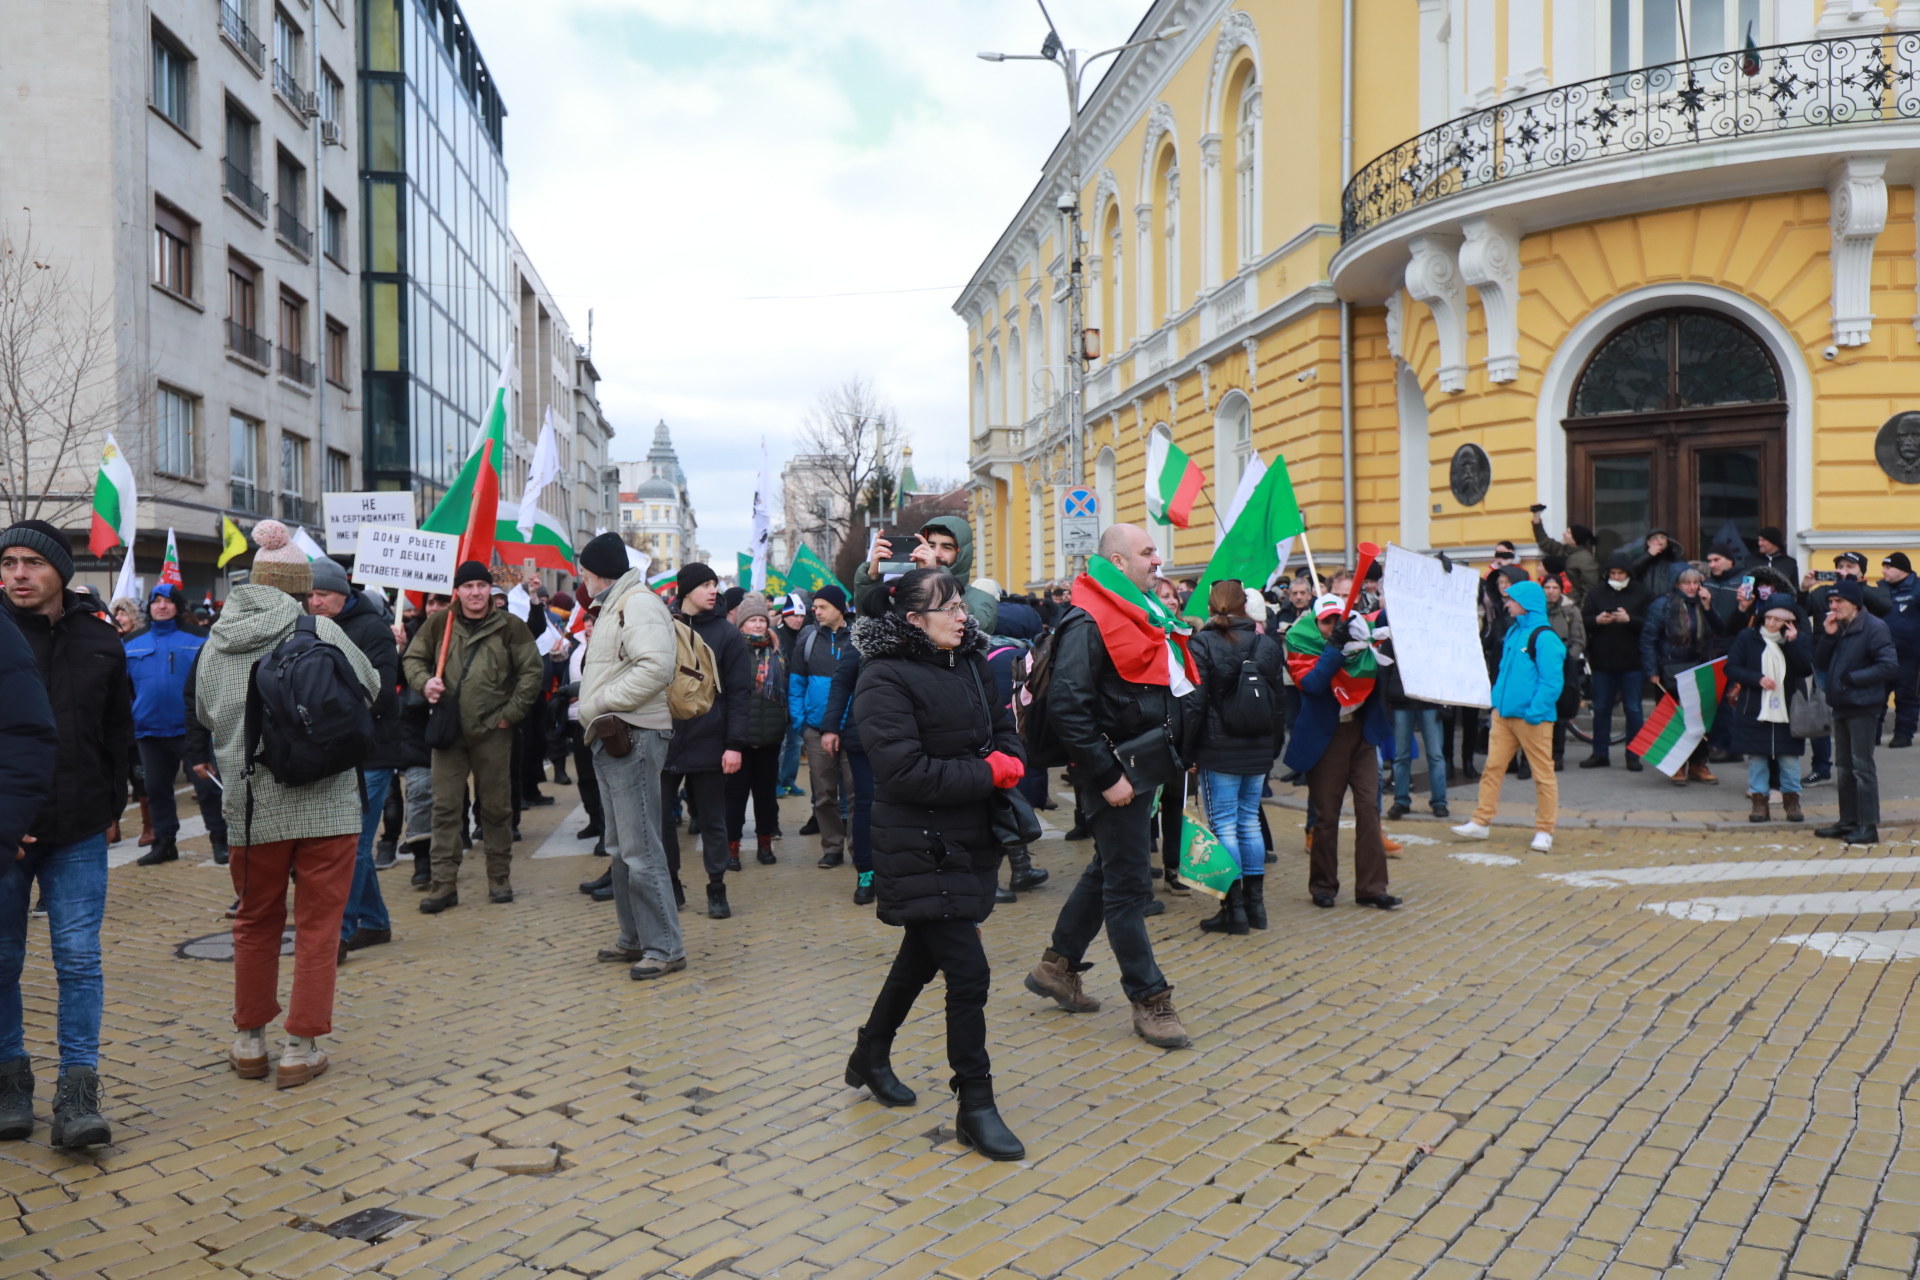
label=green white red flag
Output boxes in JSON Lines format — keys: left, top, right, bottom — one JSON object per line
{"left": 160, "top": 528, "right": 184, "bottom": 588}
{"left": 1070, "top": 554, "right": 1197, "bottom": 694}
{"left": 647, "top": 569, "right": 677, "bottom": 599}
{"left": 89, "top": 433, "right": 137, "bottom": 556}
{"left": 1145, "top": 435, "right": 1205, "bottom": 529}
{"left": 1630, "top": 659, "right": 1728, "bottom": 776}
{"left": 421, "top": 368, "right": 506, "bottom": 566}
{"left": 1183, "top": 453, "right": 1307, "bottom": 620}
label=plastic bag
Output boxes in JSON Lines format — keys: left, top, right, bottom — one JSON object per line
{"left": 1179, "top": 813, "right": 1241, "bottom": 901}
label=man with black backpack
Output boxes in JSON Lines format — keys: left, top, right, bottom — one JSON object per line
{"left": 1451, "top": 580, "right": 1565, "bottom": 853}
{"left": 186, "top": 520, "right": 380, "bottom": 1089}
{"left": 402, "top": 561, "right": 544, "bottom": 914}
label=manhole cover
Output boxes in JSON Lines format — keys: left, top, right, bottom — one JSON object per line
{"left": 318, "top": 1207, "right": 412, "bottom": 1241}
{"left": 175, "top": 929, "right": 294, "bottom": 961}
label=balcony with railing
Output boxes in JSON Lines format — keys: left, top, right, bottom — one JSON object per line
{"left": 1199, "top": 273, "right": 1256, "bottom": 342}
{"left": 279, "top": 494, "right": 319, "bottom": 525}
{"left": 276, "top": 204, "right": 312, "bottom": 257}
{"left": 225, "top": 318, "right": 271, "bottom": 366}
{"left": 1137, "top": 328, "right": 1173, "bottom": 378}
{"left": 1343, "top": 32, "right": 1920, "bottom": 244}
{"left": 273, "top": 60, "right": 314, "bottom": 115}
{"left": 220, "top": 2, "right": 264, "bottom": 68}
{"left": 229, "top": 480, "right": 269, "bottom": 515}
{"left": 224, "top": 159, "right": 267, "bottom": 217}
{"left": 278, "top": 344, "right": 316, "bottom": 386}
{"left": 1086, "top": 361, "right": 1119, "bottom": 407}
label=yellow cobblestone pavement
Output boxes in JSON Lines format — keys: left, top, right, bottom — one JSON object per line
{"left": 3, "top": 784, "right": 1919, "bottom": 1280}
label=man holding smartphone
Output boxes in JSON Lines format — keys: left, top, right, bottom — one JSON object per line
{"left": 858, "top": 516, "right": 998, "bottom": 633}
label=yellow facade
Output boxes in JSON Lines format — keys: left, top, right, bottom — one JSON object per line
{"left": 962, "top": 1, "right": 1920, "bottom": 588}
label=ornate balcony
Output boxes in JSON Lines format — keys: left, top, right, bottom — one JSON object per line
{"left": 1085, "top": 362, "right": 1118, "bottom": 407}
{"left": 1343, "top": 32, "right": 1920, "bottom": 242}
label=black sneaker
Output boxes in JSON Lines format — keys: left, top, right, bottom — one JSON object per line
{"left": 580, "top": 870, "right": 612, "bottom": 895}
{"left": 799, "top": 817, "right": 820, "bottom": 836}
{"left": 1386, "top": 802, "right": 1411, "bottom": 820}
{"left": 1805, "top": 771, "right": 1833, "bottom": 786}
{"left": 50, "top": 1067, "right": 109, "bottom": 1150}
{"left": 1431, "top": 803, "right": 1449, "bottom": 819}
{"left": 707, "top": 884, "right": 731, "bottom": 920}
{"left": 525, "top": 793, "right": 556, "bottom": 807}
{"left": 1625, "top": 756, "right": 1644, "bottom": 773}
{"left": 817, "top": 850, "right": 844, "bottom": 869}
{"left": 577, "top": 823, "right": 603, "bottom": 840}
{"left": 1578, "top": 756, "right": 1610, "bottom": 769}
{"left": 211, "top": 836, "right": 231, "bottom": 867}
{"left": 374, "top": 840, "right": 397, "bottom": 870}
{"left": 134, "top": 837, "right": 179, "bottom": 867}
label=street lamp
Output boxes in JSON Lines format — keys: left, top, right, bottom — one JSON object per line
{"left": 979, "top": 7, "right": 1184, "bottom": 494}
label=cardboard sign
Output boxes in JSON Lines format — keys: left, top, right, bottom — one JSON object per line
{"left": 351, "top": 526, "right": 457, "bottom": 594}
{"left": 1380, "top": 543, "right": 1492, "bottom": 709}
{"left": 324, "top": 492, "right": 415, "bottom": 553}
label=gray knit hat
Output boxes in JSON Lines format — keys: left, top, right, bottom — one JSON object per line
{"left": 309, "top": 556, "right": 351, "bottom": 596}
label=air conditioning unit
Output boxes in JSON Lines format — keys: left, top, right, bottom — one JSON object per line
{"left": 319, "top": 119, "right": 342, "bottom": 147}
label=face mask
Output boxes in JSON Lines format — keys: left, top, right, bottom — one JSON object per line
{"left": 1609, "top": 578, "right": 1629, "bottom": 591}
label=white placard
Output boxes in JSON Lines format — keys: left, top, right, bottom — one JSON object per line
{"left": 324, "top": 492, "right": 416, "bottom": 553}
{"left": 351, "top": 526, "right": 458, "bottom": 594}
{"left": 1381, "top": 543, "right": 1492, "bottom": 709}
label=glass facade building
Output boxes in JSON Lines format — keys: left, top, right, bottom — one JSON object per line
{"left": 357, "top": 0, "right": 511, "bottom": 517}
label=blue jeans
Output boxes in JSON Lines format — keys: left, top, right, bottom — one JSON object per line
{"left": 778, "top": 721, "right": 804, "bottom": 791}
{"left": 1200, "top": 770, "right": 1266, "bottom": 877}
{"left": 1391, "top": 708, "right": 1446, "bottom": 808}
{"left": 1747, "top": 755, "right": 1802, "bottom": 794}
{"left": 1588, "top": 669, "right": 1644, "bottom": 760}
{"left": 340, "top": 768, "right": 394, "bottom": 941}
{"left": 847, "top": 750, "right": 874, "bottom": 874}
{"left": 0, "top": 834, "right": 107, "bottom": 1071}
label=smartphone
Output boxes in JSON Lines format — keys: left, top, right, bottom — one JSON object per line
{"left": 870, "top": 524, "right": 919, "bottom": 578}
{"left": 1816, "top": 570, "right": 1838, "bottom": 582}
{"left": 1740, "top": 575, "right": 1754, "bottom": 588}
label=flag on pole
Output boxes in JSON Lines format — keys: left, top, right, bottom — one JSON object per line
{"left": 89, "top": 432, "right": 137, "bottom": 556}
{"left": 216, "top": 515, "right": 249, "bottom": 568}
{"left": 1182, "top": 453, "right": 1307, "bottom": 619}
{"left": 786, "top": 543, "right": 846, "bottom": 595}
{"left": 647, "top": 569, "right": 677, "bottom": 599}
{"left": 1145, "top": 434, "right": 1205, "bottom": 529}
{"left": 517, "top": 407, "right": 562, "bottom": 540}
{"left": 748, "top": 437, "right": 773, "bottom": 591}
{"left": 291, "top": 526, "right": 328, "bottom": 562}
{"left": 1224, "top": 455, "right": 1267, "bottom": 529}
{"left": 160, "top": 528, "right": 184, "bottom": 588}
{"left": 421, "top": 351, "right": 510, "bottom": 565}
{"left": 111, "top": 557, "right": 139, "bottom": 605}
{"left": 496, "top": 501, "right": 576, "bottom": 572}
{"left": 737, "top": 553, "right": 787, "bottom": 596}
{"left": 1630, "top": 659, "right": 1728, "bottom": 776}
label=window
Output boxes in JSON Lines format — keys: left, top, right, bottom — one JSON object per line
{"left": 1234, "top": 78, "right": 1261, "bottom": 266}
{"left": 280, "top": 430, "right": 310, "bottom": 519}
{"left": 279, "top": 289, "right": 314, "bottom": 385}
{"left": 1572, "top": 311, "right": 1781, "bottom": 417}
{"left": 1213, "top": 392, "right": 1254, "bottom": 534}
{"left": 326, "top": 449, "right": 350, "bottom": 493}
{"left": 276, "top": 149, "right": 309, "bottom": 256}
{"left": 223, "top": 102, "right": 264, "bottom": 216}
{"left": 1611, "top": 0, "right": 1762, "bottom": 72}
{"left": 152, "top": 203, "right": 194, "bottom": 300}
{"left": 318, "top": 63, "right": 343, "bottom": 127}
{"left": 156, "top": 386, "right": 198, "bottom": 478}
{"left": 325, "top": 317, "right": 349, "bottom": 387}
{"left": 322, "top": 194, "right": 345, "bottom": 264}
{"left": 1162, "top": 164, "right": 1180, "bottom": 320}
{"left": 272, "top": 9, "right": 305, "bottom": 107}
{"left": 228, "top": 258, "right": 257, "bottom": 330}
{"left": 152, "top": 25, "right": 192, "bottom": 130}
{"left": 230, "top": 413, "right": 264, "bottom": 511}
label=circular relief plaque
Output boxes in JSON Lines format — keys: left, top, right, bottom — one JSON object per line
{"left": 1449, "top": 443, "right": 1492, "bottom": 507}
{"left": 1874, "top": 412, "right": 1920, "bottom": 484}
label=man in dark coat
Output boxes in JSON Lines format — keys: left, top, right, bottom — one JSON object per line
{"left": 1529, "top": 510, "right": 1600, "bottom": 604}
{"left": 309, "top": 558, "right": 402, "bottom": 954}
{"left": 1800, "top": 552, "right": 1891, "bottom": 783}
{"left": 1746, "top": 526, "right": 1799, "bottom": 588}
{"left": 661, "top": 563, "right": 752, "bottom": 919}
{"left": 1813, "top": 579, "right": 1899, "bottom": 844}
{"left": 1579, "top": 551, "right": 1652, "bottom": 769}
{"left": 1881, "top": 552, "right": 1920, "bottom": 748}
{"left": 1629, "top": 529, "right": 1688, "bottom": 598}
{"left": 0, "top": 521, "right": 129, "bottom": 1149}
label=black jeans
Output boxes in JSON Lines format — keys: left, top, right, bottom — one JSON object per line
{"left": 865, "top": 918, "right": 991, "bottom": 1082}
{"left": 1833, "top": 712, "right": 1880, "bottom": 827}
{"left": 568, "top": 722, "right": 603, "bottom": 832}
{"left": 724, "top": 744, "right": 781, "bottom": 842}
{"left": 136, "top": 735, "right": 226, "bottom": 841}
{"left": 662, "top": 770, "right": 729, "bottom": 884}
{"left": 1050, "top": 784, "right": 1169, "bottom": 1003}
{"left": 1158, "top": 776, "right": 1184, "bottom": 877}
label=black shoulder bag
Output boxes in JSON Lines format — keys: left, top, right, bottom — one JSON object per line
{"left": 423, "top": 623, "right": 481, "bottom": 751}
{"left": 967, "top": 662, "right": 1043, "bottom": 848}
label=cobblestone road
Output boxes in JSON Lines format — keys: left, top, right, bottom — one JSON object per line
{"left": 2, "top": 784, "right": 1918, "bottom": 1280}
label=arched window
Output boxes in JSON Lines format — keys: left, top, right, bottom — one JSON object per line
{"left": 971, "top": 362, "right": 986, "bottom": 435}
{"left": 1029, "top": 305, "right": 1046, "bottom": 407}
{"left": 987, "top": 347, "right": 1004, "bottom": 427}
{"left": 1213, "top": 391, "right": 1254, "bottom": 513}
{"left": 1102, "top": 202, "right": 1123, "bottom": 353}
{"left": 1571, "top": 310, "right": 1781, "bottom": 417}
{"left": 1095, "top": 446, "right": 1117, "bottom": 533}
{"left": 1155, "top": 147, "right": 1180, "bottom": 321}
{"left": 1233, "top": 73, "right": 1260, "bottom": 266}
{"left": 1006, "top": 328, "right": 1024, "bottom": 423}
{"left": 1028, "top": 484, "right": 1044, "bottom": 583}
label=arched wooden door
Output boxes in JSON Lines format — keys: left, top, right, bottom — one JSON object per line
{"left": 1563, "top": 309, "right": 1787, "bottom": 563}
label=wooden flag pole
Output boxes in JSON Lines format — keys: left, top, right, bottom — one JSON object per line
{"left": 1297, "top": 528, "right": 1323, "bottom": 596}
{"left": 436, "top": 438, "right": 495, "bottom": 681}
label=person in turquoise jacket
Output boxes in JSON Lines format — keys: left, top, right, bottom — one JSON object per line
{"left": 1451, "top": 579, "right": 1564, "bottom": 853}
{"left": 123, "top": 584, "right": 228, "bottom": 865}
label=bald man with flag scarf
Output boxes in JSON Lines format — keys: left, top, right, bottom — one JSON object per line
{"left": 1283, "top": 594, "right": 1399, "bottom": 911}
{"left": 1024, "top": 525, "right": 1200, "bottom": 1050}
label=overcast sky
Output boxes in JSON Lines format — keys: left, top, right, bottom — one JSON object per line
{"left": 458, "top": 0, "right": 1145, "bottom": 561}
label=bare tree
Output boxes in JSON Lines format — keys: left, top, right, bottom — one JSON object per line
{"left": 0, "top": 222, "right": 124, "bottom": 529}
{"left": 791, "top": 376, "right": 907, "bottom": 581}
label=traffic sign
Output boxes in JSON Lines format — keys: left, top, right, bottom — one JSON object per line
{"left": 1060, "top": 487, "right": 1100, "bottom": 556}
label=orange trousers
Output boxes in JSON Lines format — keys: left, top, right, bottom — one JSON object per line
{"left": 228, "top": 835, "right": 356, "bottom": 1037}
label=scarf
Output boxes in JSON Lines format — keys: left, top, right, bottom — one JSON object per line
{"left": 1071, "top": 557, "right": 1197, "bottom": 695}
{"left": 1285, "top": 610, "right": 1379, "bottom": 710}
{"left": 1758, "top": 628, "right": 1790, "bottom": 723}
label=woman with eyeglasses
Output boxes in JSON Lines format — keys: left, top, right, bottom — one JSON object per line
{"left": 843, "top": 568, "right": 1028, "bottom": 1160}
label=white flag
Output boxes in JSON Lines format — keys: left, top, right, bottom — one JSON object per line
{"left": 291, "top": 527, "right": 328, "bottom": 562}
{"left": 1224, "top": 454, "right": 1267, "bottom": 530}
{"left": 519, "top": 406, "right": 562, "bottom": 540}
{"left": 748, "top": 437, "right": 773, "bottom": 592}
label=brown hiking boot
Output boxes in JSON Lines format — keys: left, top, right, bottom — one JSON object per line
{"left": 1782, "top": 792, "right": 1805, "bottom": 823}
{"left": 1131, "top": 991, "right": 1190, "bottom": 1048}
{"left": 1749, "top": 792, "right": 1770, "bottom": 823}
{"left": 1024, "top": 949, "right": 1099, "bottom": 1012}
{"left": 1688, "top": 761, "right": 1717, "bottom": 784}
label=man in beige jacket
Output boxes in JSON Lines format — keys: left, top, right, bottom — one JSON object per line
{"left": 574, "top": 533, "right": 682, "bottom": 979}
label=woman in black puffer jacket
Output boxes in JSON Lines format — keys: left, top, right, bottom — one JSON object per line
{"left": 843, "top": 569, "right": 1027, "bottom": 1161}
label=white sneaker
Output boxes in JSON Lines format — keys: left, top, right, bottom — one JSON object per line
{"left": 229, "top": 1027, "right": 268, "bottom": 1079}
{"left": 275, "top": 1036, "right": 329, "bottom": 1090}
{"left": 1450, "top": 821, "right": 1491, "bottom": 840}
{"left": 1530, "top": 831, "right": 1553, "bottom": 853}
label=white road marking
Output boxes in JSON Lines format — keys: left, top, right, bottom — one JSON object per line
{"left": 1777, "top": 929, "right": 1920, "bottom": 962}
{"left": 108, "top": 815, "right": 209, "bottom": 868}
{"left": 1644, "top": 889, "right": 1920, "bottom": 922}
{"left": 1542, "top": 857, "right": 1920, "bottom": 889}
{"left": 1451, "top": 852, "right": 1521, "bottom": 867}
{"left": 532, "top": 805, "right": 594, "bottom": 860}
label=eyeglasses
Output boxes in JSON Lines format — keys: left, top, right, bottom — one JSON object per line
{"left": 916, "top": 602, "right": 968, "bottom": 618}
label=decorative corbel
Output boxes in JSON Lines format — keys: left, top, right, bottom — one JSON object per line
{"left": 1244, "top": 337, "right": 1259, "bottom": 392}
{"left": 1164, "top": 378, "right": 1179, "bottom": 422}
{"left": 1199, "top": 361, "right": 1213, "bottom": 411}
{"left": 1458, "top": 215, "right": 1521, "bottom": 382}
{"left": 1829, "top": 154, "right": 1888, "bottom": 347}
{"left": 1131, "top": 397, "right": 1145, "bottom": 440}
{"left": 1384, "top": 291, "right": 1403, "bottom": 361}
{"left": 1404, "top": 232, "right": 1468, "bottom": 393}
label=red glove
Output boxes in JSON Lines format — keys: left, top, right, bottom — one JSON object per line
{"left": 985, "top": 751, "right": 1025, "bottom": 789}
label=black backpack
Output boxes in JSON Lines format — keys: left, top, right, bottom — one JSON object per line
{"left": 1014, "top": 618, "right": 1073, "bottom": 768}
{"left": 244, "top": 616, "right": 376, "bottom": 789}
{"left": 1216, "top": 639, "right": 1276, "bottom": 738}
{"left": 1525, "top": 625, "right": 1583, "bottom": 719}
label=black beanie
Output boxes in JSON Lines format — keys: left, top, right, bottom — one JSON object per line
{"left": 1885, "top": 551, "right": 1914, "bottom": 573}
{"left": 1835, "top": 578, "right": 1866, "bottom": 606}
{"left": 720, "top": 585, "right": 745, "bottom": 616}
{"left": 676, "top": 562, "right": 718, "bottom": 598}
{"left": 454, "top": 560, "right": 493, "bottom": 588}
{"left": 1757, "top": 526, "right": 1785, "bottom": 549}
{"left": 577, "top": 532, "right": 629, "bottom": 580}
{"left": 813, "top": 583, "right": 849, "bottom": 616}
{"left": 1567, "top": 524, "right": 1594, "bottom": 548}
{"left": 0, "top": 520, "right": 74, "bottom": 585}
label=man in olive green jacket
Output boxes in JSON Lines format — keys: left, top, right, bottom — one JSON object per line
{"left": 402, "top": 561, "right": 543, "bottom": 910}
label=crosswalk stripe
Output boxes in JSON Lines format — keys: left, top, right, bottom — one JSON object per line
{"left": 1541, "top": 856, "right": 1920, "bottom": 889}
{"left": 1777, "top": 929, "right": 1920, "bottom": 961}
{"left": 1644, "top": 889, "right": 1920, "bottom": 922}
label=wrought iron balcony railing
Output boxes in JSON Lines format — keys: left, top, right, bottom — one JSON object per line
{"left": 224, "top": 159, "right": 267, "bottom": 217}
{"left": 230, "top": 480, "right": 269, "bottom": 515}
{"left": 225, "top": 318, "right": 271, "bottom": 366}
{"left": 273, "top": 60, "right": 314, "bottom": 114}
{"left": 220, "top": 1, "right": 264, "bottom": 68}
{"left": 278, "top": 344, "right": 316, "bottom": 386}
{"left": 276, "top": 204, "right": 312, "bottom": 256}
{"left": 1343, "top": 32, "right": 1920, "bottom": 240}
{"left": 279, "top": 494, "right": 319, "bottom": 525}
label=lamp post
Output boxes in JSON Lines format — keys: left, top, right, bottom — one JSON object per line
{"left": 980, "top": 9, "right": 1184, "bottom": 492}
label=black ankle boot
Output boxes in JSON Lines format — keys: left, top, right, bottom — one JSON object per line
{"left": 1199, "top": 880, "right": 1250, "bottom": 935}
{"left": 1007, "top": 847, "right": 1049, "bottom": 892}
{"left": 50, "top": 1067, "right": 109, "bottom": 1149}
{"left": 707, "top": 882, "right": 730, "bottom": 919}
{"left": 0, "top": 1056, "right": 32, "bottom": 1140}
{"left": 1242, "top": 876, "right": 1268, "bottom": 930}
{"left": 409, "top": 840, "right": 431, "bottom": 888}
{"left": 844, "top": 1027, "right": 916, "bottom": 1107}
{"left": 580, "top": 869, "right": 612, "bottom": 895}
{"left": 953, "top": 1076, "right": 1024, "bottom": 1161}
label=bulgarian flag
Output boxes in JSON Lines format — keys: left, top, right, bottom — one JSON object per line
{"left": 89, "top": 432, "right": 137, "bottom": 556}
{"left": 496, "top": 500, "right": 576, "bottom": 573}
{"left": 1070, "top": 554, "right": 1197, "bottom": 694}
{"left": 1146, "top": 434, "right": 1205, "bottom": 529}
{"left": 160, "top": 528, "right": 184, "bottom": 588}
{"left": 1285, "top": 609, "right": 1378, "bottom": 711}
{"left": 647, "top": 569, "right": 677, "bottom": 598}
{"left": 1184, "top": 454, "right": 1307, "bottom": 620}
{"left": 421, "top": 354, "right": 574, "bottom": 571}
{"left": 1630, "top": 659, "right": 1728, "bottom": 776}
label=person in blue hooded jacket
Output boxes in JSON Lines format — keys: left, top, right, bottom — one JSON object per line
{"left": 1451, "top": 580, "right": 1564, "bottom": 853}
{"left": 123, "top": 583, "right": 228, "bottom": 866}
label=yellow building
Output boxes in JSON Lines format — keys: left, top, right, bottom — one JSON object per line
{"left": 960, "top": 0, "right": 1920, "bottom": 586}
